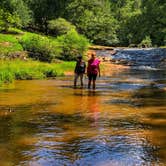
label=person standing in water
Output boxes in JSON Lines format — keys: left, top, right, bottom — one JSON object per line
{"left": 87, "top": 52, "right": 100, "bottom": 89}
{"left": 74, "top": 56, "right": 86, "bottom": 88}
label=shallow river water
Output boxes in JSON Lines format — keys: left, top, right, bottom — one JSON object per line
{"left": 0, "top": 68, "right": 166, "bottom": 166}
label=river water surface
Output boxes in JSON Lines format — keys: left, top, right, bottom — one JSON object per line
{"left": 0, "top": 68, "right": 166, "bottom": 166}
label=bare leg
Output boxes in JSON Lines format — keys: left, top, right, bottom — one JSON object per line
{"left": 88, "top": 80, "right": 91, "bottom": 89}
{"left": 74, "top": 73, "right": 79, "bottom": 88}
{"left": 80, "top": 74, "right": 84, "bottom": 88}
{"left": 93, "top": 80, "right": 96, "bottom": 89}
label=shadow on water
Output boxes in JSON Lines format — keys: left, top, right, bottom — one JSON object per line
{"left": 0, "top": 68, "right": 166, "bottom": 166}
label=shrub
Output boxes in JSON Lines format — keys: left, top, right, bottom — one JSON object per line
{"left": 48, "top": 18, "right": 76, "bottom": 36}
{"left": 138, "top": 36, "right": 152, "bottom": 48}
{"left": 57, "top": 29, "right": 89, "bottom": 60}
{"left": 20, "top": 33, "right": 62, "bottom": 62}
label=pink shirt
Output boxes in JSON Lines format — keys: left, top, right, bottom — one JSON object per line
{"left": 87, "top": 58, "right": 100, "bottom": 75}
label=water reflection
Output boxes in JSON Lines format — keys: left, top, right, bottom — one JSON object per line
{"left": 0, "top": 69, "right": 166, "bottom": 166}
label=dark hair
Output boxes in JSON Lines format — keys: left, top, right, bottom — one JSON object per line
{"left": 77, "top": 56, "right": 82, "bottom": 59}
{"left": 91, "top": 52, "right": 96, "bottom": 56}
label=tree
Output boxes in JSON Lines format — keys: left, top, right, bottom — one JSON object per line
{"left": 0, "top": 0, "right": 32, "bottom": 31}
{"left": 47, "top": 18, "right": 76, "bottom": 36}
{"left": 110, "top": 0, "right": 142, "bottom": 46}
{"left": 26, "top": 0, "right": 71, "bottom": 33}
{"left": 65, "top": 0, "right": 118, "bottom": 45}
{"left": 110, "top": 0, "right": 166, "bottom": 46}
{"left": 57, "top": 29, "right": 89, "bottom": 60}
{"left": 140, "top": 0, "right": 166, "bottom": 46}
{"left": 0, "top": 9, "right": 20, "bottom": 31}
{"left": 12, "top": 0, "right": 32, "bottom": 27}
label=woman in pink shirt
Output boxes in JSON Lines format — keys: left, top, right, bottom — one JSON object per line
{"left": 87, "top": 52, "right": 100, "bottom": 89}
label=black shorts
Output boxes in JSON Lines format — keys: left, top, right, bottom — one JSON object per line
{"left": 88, "top": 74, "right": 97, "bottom": 81}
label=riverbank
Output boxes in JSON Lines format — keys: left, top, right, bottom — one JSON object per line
{"left": 0, "top": 60, "right": 75, "bottom": 85}
{"left": 0, "top": 59, "right": 129, "bottom": 87}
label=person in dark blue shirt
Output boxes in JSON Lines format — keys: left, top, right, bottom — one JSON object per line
{"left": 74, "top": 56, "right": 86, "bottom": 88}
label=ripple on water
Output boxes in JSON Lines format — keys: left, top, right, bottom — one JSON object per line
{"left": 20, "top": 134, "right": 158, "bottom": 166}
{"left": 0, "top": 69, "right": 166, "bottom": 166}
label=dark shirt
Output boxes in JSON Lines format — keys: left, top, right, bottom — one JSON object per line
{"left": 74, "top": 60, "right": 86, "bottom": 74}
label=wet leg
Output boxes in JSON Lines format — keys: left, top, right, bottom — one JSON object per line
{"left": 74, "top": 74, "right": 79, "bottom": 88}
{"left": 80, "top": 74, "right": 84, "bottom": 88}
{"left": 88, "top": 80, "right": 91, "bottom": 89}
{"left": 92, "top": 80, "right": 96, "bottom": 89}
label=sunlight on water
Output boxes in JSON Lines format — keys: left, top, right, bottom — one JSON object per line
{"left": 0, "top": 68, "right": 166, "bottom": 166}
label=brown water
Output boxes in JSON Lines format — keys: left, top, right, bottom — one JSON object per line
{"left": 0, "top": 69, "right": 166, "bottom": 166}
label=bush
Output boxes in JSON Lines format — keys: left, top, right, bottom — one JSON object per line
{"left": 20, "top": 33, "right": 62, "bottom": 62}
{"left": 57, "top": 29, "right": 89, "bottom": 60}
{"left": 138, "top": 36, "right": 152, "bottom": 48}
{"left": 48, "top": 18, "right": 76, "bottom": 36}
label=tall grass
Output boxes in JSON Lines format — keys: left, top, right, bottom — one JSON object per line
{"left": 0, "top": 60, "right": 75, "bottom": 85}
{"left": 0, "top": 33, "right": 23, "bottom": 57}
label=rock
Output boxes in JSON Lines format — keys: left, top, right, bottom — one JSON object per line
{"left": 7, "top": 51, "right": 28, "bottom": 60}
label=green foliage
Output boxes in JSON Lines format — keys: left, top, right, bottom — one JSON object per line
{"left": 110, "top": 0, "right": 166, "bottom": 46}
{"left": 140, "top": 0, "right": 166, "bottom": 46}
{"left": 57, "top": 29, "right": 90, "bottom": 60}
{"left": 0, "top": 0, "right": 32, "bottom": 31}
{"left": 66, "top": 0, "right": 118, "bottom": 46}
{"left": 0, "top": 29, "right": 89, "bottom": 61}
{"left": 110, "top": 0, "right": 142, "bottom": 46}
{"left": 48, "top": 18, "right": 76, "bottom": 36}
{"left": 0, "top": 9, "right": 21, "bottom": 31}
{"left": 0, "top": 0, "right": 165, "bottom": 46}
{"left": 0, "top": 60, "right": 75, "bottom": 85}
{"left": 138, "top": 36, "right": 152, "bottom": 48}
{"left": 20, "top": 33, "right": 62, "bottom": 62}
{"left": 11, "top": 0, "right": 32, "bottom": 27}
{"left": 25, "top": 0, "right": 71, "bottom": 33}
{"left": 0, "top": 33, "right": 23, "bottom": 57}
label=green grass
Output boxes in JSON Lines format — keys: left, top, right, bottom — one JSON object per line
{"left": 0, "top": 33, "right": 23, "bottom": 57}
{"left": 0, "top": 28, "right": 46, "bottom": 58}
{"left": 160, "top": 46, "right": 166, "bottom": 48}
{"left": 0, "top": 60, "right": 75, "bottom": 85}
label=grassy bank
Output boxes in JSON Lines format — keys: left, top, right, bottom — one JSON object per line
{"left": 0, "top": 28, "right": 89, "bottom": 61}
{"left": 0, "top": 33, "right": 23, "bottom": 57}
{"left": 0, "top": 60, "right": 75, "bottom": 85}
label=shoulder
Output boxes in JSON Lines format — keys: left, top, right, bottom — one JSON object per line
{"left": 96, "top": 59, "right": 100, "bottom": 63}
{"left": 88, "top": 59, "right": 93, "bottom": 63}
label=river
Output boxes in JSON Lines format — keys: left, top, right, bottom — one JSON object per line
{"left": 0, "top": 64, "right": 166, "bottom": 166}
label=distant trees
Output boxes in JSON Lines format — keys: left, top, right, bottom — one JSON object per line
{"left": 110, "top": 0, "right": 166, "bottom": 46}
{"left": 0, "top": 0, "right": 32, "bottom": 31}
{"left": 0, "top": 0, "right": 165, "bottom": 46}
{"left": 65, "top": 0, "right": 119, "bottom": 45}
{"left": 140, "top": 0, "right": 166, "bottom": 46}
{"left": 25, "top": 0, "right": 71, "bottom": 33}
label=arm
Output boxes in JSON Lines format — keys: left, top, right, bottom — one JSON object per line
{"left": 74, "top": 61, "right": 78, "bottom": 73}
{"left": 98, "top": 65, "right": 101, "bottom": 77}
{"left": 87, "top": 61, "right": 90, "bottom": 76}
{"left": 84, "top": 62, "right": 86, "bottom": 74}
